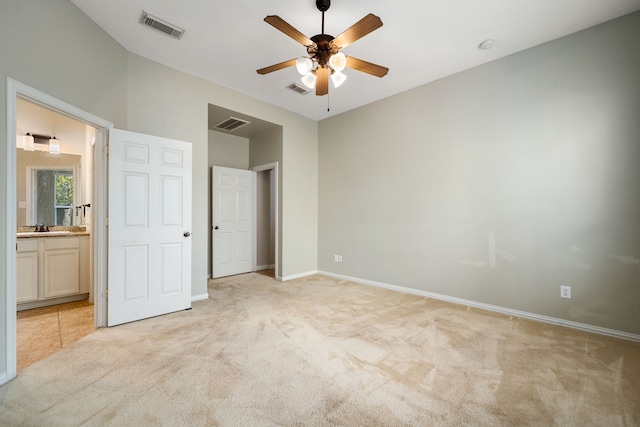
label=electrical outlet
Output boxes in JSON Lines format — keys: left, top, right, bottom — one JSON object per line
{"left": 334, "top": 254, "right": 343, "bottom": 263}
{"left": 561, "top": 285, "right": 571, "bottom": 299}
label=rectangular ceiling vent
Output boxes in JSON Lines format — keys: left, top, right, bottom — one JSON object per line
{"left": 140, "top": 11, "right": 185, "bottom": 39}
{"left": 288, "top": 83, "right": 311, "bottom": 95}
{"left": 214, "top": 117, "right": 251, "bottom": 132}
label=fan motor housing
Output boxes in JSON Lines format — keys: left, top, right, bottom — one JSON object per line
{"left": 316, "top": 0, "right": 331, "bottom": 12}
{"left": 309, "top": 34, "right": 338, "bottom": 66}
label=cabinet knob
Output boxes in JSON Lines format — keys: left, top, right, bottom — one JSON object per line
{"left": 214, "top": 226, "right": 219, "bottom": 230}
{"left": 183, "top": 232, "right": 191, "bottom": 237}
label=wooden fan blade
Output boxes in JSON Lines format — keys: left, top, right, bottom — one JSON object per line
{"left": 346, "top": 56, "right": 389, "bottom": 78}
{"left": 331, "top": 14, "right": 383, "bottom": 49}
{"left": 316, "top": 67, "right": 329, "bottom": 96}
{"left": 264, "top": 15, "right": 314, "bottom": 47}
{"left": 257, "top": 59, "right": 297, "bottom": 75}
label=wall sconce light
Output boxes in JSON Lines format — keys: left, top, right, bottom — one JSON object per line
{"left": 22, "top": 133, "right": 35, "bottom": 151}
{"left": 24, "top": 133, "right": 62, "bottom": 154}
{"left": 49, "top": 136, "right": 61, "bottom": 154}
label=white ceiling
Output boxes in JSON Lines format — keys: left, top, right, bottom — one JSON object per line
{"left": 70, "top": 0, "right": 640, "bottom": 121}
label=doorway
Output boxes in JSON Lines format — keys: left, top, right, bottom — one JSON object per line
{"left": 4, "top": 78, "right": 112, "bottom": 381}
{"left": 15, "top": 98, "right": 95, "bottom": 370}
{"left": 207, "top": 103, "right": 282, "bottom": 280}
{"left": 210, "top": 164, "right": 278, "bottom": 280}
{"left": 253, "top": 163, "right": 278, "bottom": 278}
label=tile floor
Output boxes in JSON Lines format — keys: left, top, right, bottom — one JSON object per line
{"left": 17, "top": 300, "right": 94, "bottom": 371}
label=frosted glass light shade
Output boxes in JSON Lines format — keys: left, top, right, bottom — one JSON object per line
{"left": 49, "top": 136, "right": 61, "bottom": 154}
{"left": 301, "top": 71, "right": 316, "bottom": 89}
{"left": 329, "top": 52, "right": 347, "bottom": 72}
{"left": 296, "top": 57, "right": 313, "bottom": 75}
{"left": 22, "top": 133, "right": 35, "bottom": 151}
{"left": 331, "top": 71, "right": 347, "bottom": 88}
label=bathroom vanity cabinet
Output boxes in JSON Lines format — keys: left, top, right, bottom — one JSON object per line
{"left": 16, "top": 235, "right": 90, "bottom": 309}
{"left": 16, "top": 239, "right": 38, "bottom": 302}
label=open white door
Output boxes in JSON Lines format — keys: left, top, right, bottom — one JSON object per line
{"left": 108, "top": 129, "right": 192, "bottom": 326}
{"left": 212, "top": 166, "right": 253, "bottom": 278}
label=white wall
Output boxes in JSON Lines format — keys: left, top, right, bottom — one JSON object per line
{"left": 318, "top": 12, "right": 640, "bottom": 335}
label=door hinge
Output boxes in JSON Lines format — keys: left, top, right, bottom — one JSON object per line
{"left": 104, "top": 144, "right": 109, "bottom": 156}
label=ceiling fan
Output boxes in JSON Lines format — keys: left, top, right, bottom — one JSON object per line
{"left": 257, "top": 0, "right": 389, "bottom": 96}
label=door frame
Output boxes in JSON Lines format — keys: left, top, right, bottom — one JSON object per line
{"left": 4, "top": 78, "right": 112, "bottom": 382}
{"left": 252, "top": 162, "right": 279, "bottom": 280}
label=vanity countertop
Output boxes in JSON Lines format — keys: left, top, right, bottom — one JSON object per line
{"left": 17, "top": 226, "right": 89, "bottom": 239}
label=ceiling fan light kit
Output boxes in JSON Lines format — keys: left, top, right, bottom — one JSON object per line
{"left": 301, "top": 71, "right": 317, "bottom": 89}
{"left": 296, "top": 57, "right": 314, "bottom": 75}
{"left": 330, "top": 70, "right": 347, "bottom": 88}
{"left": 257, "top": 0, "right": 389, "bottom": 96}
{"left": 329, "top": 52, "right": 347, "bottom": 72}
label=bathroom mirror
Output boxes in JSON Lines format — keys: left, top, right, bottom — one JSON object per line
{"left": 16, "top": 150, "right": 81, "bottom": 227}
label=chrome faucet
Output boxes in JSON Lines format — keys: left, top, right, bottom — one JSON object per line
{"left": 35, "top": 224, "right": 49, "bottom": 232}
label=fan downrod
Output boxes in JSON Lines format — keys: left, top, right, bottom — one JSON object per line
{"left": 316, "top": 0, "right": 330, "bottom": 12}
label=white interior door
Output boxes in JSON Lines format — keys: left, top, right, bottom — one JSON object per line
{"left": 212, "top": 166, "right": 253, "bottom": 278}
{"left": 108, "top": 129, "right": 192, "bottom": 326}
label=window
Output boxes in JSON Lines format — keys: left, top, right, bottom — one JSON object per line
{"left": 33, "top": 169, "right": 74, "bottom": 226}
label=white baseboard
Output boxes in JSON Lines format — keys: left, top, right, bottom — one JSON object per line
{"left": 281, "top": 270, "right": 318, "bottom": 282}
{"left": 255, "top": 264, "right": 276, "bottom": 271}
{"left": 318, "top": 271, "right": 640, "bottom": 343}
{"left": 191, "top": 293, "right": 209, "bottom": 302}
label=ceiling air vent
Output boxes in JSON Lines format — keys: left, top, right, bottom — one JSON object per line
{"left": 140, "top": 11, "right": 185, "bottom": 39}
{"left": 288, "top": 83, "right": 311, "bottom": 95}
{"left": 214, "top": 117, "right": 251, "bottom": 132}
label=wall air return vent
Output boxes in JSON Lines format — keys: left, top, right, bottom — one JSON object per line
{"left": 140, "top": 11, "right": 185, "bottom": 39}
{"left": 214, "top": 117, "right": 251, "bottom": 132}
{"left": 288, "top": 83, "right": 311, "bottom": 95}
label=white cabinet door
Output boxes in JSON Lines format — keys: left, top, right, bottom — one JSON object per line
{"left": 43, "top": 249, "right": 80, "bottom": 298}
{"left": 43, "top": 237, "right": 80, "bottom": 298}
{"left": 16, "top": 249, "right": 38, "bottom": 303}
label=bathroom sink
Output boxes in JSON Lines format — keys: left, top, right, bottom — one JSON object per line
{"left": 17, "top": 231, "right": 73, "bottom": 237}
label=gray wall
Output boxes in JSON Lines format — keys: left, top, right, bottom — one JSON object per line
{"left": 208, "top": 130, "right": 250, "bottom": 170}
{"left": 125, "top": 54, "right": 317, "bottom": 285}
{"left": 250, "top": 126, "right": 285, "bottom": 275}
{"left": 1, "top": 0, "right": 318, "bottom": 382}
{"left": 318, "top": 12, "right": 640, "bottom": 335}
{"left": 256, "top": 171, "right": 274, "bottom": 268}
{"left": 0, "top": 0, "right": 128, "bottom": 384}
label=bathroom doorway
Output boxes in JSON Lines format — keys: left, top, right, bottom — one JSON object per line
{"left": 15, "top": 97, "right": 96, "bottom": 370}
{"left": 5, "top": 78, "right": 112, "bottom": 381}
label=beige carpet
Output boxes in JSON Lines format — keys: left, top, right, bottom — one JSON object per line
{"left": 1, "top": 273, "right": 638, "bottom": 426}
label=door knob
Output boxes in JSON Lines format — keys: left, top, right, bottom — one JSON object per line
{"left": 183, "top": 232, "right": 191, "bottom": 237}
{"left": 214, "top": 226, "right": 219, "bottom": 230}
